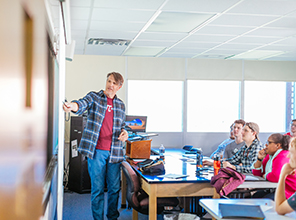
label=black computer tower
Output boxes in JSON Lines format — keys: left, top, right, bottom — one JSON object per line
{"left": 68, "top": 116, "right": 91, "bottom": 193}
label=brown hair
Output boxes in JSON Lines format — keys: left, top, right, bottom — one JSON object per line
{"left": 234, "top": 119, "right": 246, "bottom": 126}
{"left": 270, "top": 133, "right": 291, "bottom": 150}
{"left": 107, "top": 72, "right": 124, "bottom": 86}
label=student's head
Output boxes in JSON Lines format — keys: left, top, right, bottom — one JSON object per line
{"left": 265, "top": 133, "right": 291, "bottom": 156}
{"left": 104, "top": 72, "right": 124, "bottom": 98}
{"left": 288, "top": 138, "right": 296, "bottom": 169}
{"left": 242, "top": 122, "right": 259, "bottom": 143}
{"left": 290, "top": 119, "right": 296, "bottom": 135}
{"left": 233, "top": 119, "right": 245, "bottom": 138}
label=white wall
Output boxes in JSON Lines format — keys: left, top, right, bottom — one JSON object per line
{"left": 65, "top": 55, "right": 296, "bottom": 156}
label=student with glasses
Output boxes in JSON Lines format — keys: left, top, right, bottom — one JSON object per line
{"left": 252, "top": 133, "right": 296, "bottom": 200}
{"left": 285, "top": 119, "right": 296, "bottom": 137}
{"left": 222, "top": 122, "right": 263, "bottom": 173}
{"left": 275, "top": 137, "right": 296, "bottom": 215}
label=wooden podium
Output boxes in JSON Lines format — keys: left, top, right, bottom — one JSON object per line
{"left": 126, "top": 139, "right": 151, "bottom": 159}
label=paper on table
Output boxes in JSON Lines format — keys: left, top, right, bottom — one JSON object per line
{"left": 157, "top": 173, "right": 189, "bottom": 179}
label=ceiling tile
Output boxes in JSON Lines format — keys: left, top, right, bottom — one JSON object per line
{"left": 137, "top": 32, "right": 187, "bottom": 41}
{"left": 90, "top": 21, "right": 145, "bottom": 32}
{"left": 70, "top": 7, "right": 91, "bottom": 20}
{"left": 146, "top": 12, "right": 215, "bottom": 33}
{"left": 186, "top": 34, "right": 235, "bottom": 43}
{"left": 132, "top": 40, "right": 175, "bottom": 47}
{"left": 91, "top": 8, "right": 155, "bottom": 22}
{"left": 246, "top": 27, "right": 296, "bottom": 37}
{"left": 163, "top": 0, "right": 241, "bottom": 13}
{"left": 124, "top": 47, "right": 165, "bottom": 56}
{"left": 196, "top": 25, "right": 254, "bottom": 35}
{"left": 85, "top": 45, "right": 127, "bottom": 55}
{"left": 227, "top": 0, "right": 296, "bottom": 15}
{"left": 88, "top": 30, "right": 138, "bottom": 40}
{"left": 93, "top": 0, "right": 165, "bottom": 10}
{"left": 210, "top": 14, "right": 278, "bottom": 27}
{"left": 71, "top": 20, "right": 89, "bottom": 30}
{"left": 229, "top": 36, "right": 281, "bottom": 44}
{"left": 265, "top": 17, "right": 296, "bottom": 29}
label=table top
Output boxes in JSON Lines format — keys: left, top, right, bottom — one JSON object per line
{"left": 129, "top": 149, "right": 277, "bottom": 186}
{"left": 199, "top": 198, "right": 296, "bottom": 220}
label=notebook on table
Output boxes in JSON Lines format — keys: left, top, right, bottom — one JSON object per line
{"left": 219, "top": 203, "right": 265, "bottom": 219}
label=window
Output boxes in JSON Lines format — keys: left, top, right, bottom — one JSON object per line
{"left": 127, "top": 80, "right": 183, "bottom": 132}
{"left": 187, "top": 80, "right": 240, "bottom": 132}
{"left": 244, "top": 81, "right": 286, "bottom": 132}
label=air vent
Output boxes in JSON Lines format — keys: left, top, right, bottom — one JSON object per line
{"left": 88, "top": 38, "right": 131, "bottom": 46}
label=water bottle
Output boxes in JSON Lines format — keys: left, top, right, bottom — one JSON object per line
{"left": 214, "top": 154, "right": 221, "bottom": 175}
{"left": 196, "top": 148, "right": 203, "bottom": 171}
{"left": 159, "top": 144, "right": 165, "bottom": 161}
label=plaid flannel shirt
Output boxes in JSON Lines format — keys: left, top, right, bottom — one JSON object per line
{"left": 73, "top": 90, "right": 125, "bottom": 163}
{"left": 226, "top": 139, "right": 263, "bottom": 173}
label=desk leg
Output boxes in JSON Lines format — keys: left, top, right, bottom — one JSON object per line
{"left": 132, "top": 209, "right": 138, "bottom": 220}
{"left": 211, "top": 189, "right": 220, "bottom": 220}
{"left": 148, "top": 185, "right": 157, "bottom": 220}
{"left": 121, "top": 170, "right": 126, "bottom": 208}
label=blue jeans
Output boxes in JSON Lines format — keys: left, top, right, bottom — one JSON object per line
{"left": 88, "top": 149, "right": 121, "bottom": 220}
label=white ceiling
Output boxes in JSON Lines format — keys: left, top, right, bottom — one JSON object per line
{"left": 49, "top": 0, "right": 296, "bottom": 61}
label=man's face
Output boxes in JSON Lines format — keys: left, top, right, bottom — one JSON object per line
{"left": 291, "top": 121, "right": 296, "bottom": 134}
{"left": 233, "top": 123, "right": 243, "bottom": 138}
{"left": 288, "top": 144, "right": 296, "bottom": 169}
{"left": 104, "top": 74, "right": 122, "bottom": 98}
{"left": 241, "top": 125, "right": 255, "bottom": 142}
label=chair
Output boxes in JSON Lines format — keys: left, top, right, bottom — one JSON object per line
{"left": 121, "top": 161, "right": 179, "bottom": 215}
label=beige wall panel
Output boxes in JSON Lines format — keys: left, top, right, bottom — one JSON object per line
{"left": 127, "top": 57, "right": 186, "bottom": 80}
{"left": 187, "top": 59, "right": 243, "bottom": 80}
{"left": 244, "top": 60, "right": 296, "bottom": 81}
{"left": 66, "top": 55, "right": 126, "bottom": 102}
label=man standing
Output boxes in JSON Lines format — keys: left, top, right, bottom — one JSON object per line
{"left": 285, "top": 119, "right": 296, "bottom": 137}
{"left": 223, "top": 122, "right": 263, "bottom": 174}
{"left": 63, "top": 72, "right": 128, "bottom": 220}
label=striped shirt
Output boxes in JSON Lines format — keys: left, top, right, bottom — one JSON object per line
{"left": 226, "top": 139, "right": 263, "bottom": 173}
{"left": 73, "top": 90, "right": 125, "bottom": 163}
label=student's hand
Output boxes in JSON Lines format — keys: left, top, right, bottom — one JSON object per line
{"left": 222, "top": 161, "right": 236, "bottom": 170}
{"left": 203, "top": 160, "right": 213, "bottom": 166}
{"left": 118, "top": 129, "right": 128, "bottom": 142}
{"left": 258, "top": 148, "right": 267, "bottom": 161}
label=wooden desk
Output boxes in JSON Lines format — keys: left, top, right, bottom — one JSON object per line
{"left": 123, "top": 150, "right": 278, "bottom": 220}
{"left": 200, "top": 198, "right": 296, "bottom": 220}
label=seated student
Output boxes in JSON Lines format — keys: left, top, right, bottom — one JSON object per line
{"left": 275, "top": 137, "right": 296, "bottom": 215}
{"left": 285, "top": 119, "right": 296, "bottom": 137}
{"left": 205, "top": 120, "right": 245, "bottom": 166}
{"left": 252, "top": 133, "right": 296, "bottom": 199}
{"left": 222, "top": 122, "right": 263, "bottom": 174}
{"left": 209, "top": 123, "right": 235, "bottom": 159}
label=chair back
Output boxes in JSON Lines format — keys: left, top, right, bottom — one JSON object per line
{"left": 121, "top": 161, "right": 142, "bottom": 210}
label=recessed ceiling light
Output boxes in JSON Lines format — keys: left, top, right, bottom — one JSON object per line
{"left": 88, "top": 38, "right": 131, "bottom": 46}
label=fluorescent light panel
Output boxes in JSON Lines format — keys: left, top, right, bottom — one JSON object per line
{"left": 146, "top": 12, "right": 214, "bottom": 33}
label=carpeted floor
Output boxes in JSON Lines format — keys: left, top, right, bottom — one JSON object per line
{"left": 63, "top": 189, "right": 159, "bottom": 220}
